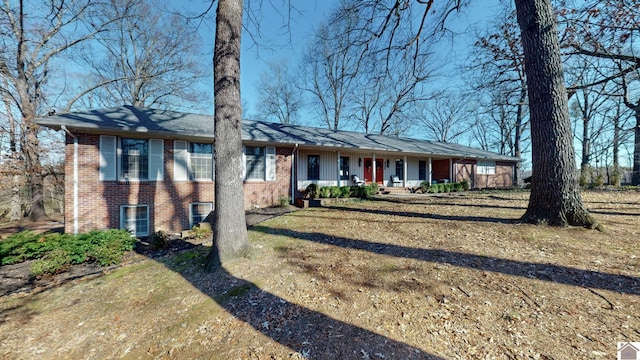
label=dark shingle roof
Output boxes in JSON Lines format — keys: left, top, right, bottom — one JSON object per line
{"left": 35, "top": 106, "right": 519, "bottom": 161}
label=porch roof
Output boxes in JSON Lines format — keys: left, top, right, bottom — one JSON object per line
{"left": 35, "top": 106, "right": 519, "bottom": 162}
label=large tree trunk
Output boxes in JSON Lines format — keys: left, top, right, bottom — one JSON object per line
{"left": 632, "top": 109, "right": 640, "bottom": 185}
{"left": 514, "top": 0, "right": 598, "bottom": 228}
{"left": 205, "top": 0, "right": 250, "bottom": 271}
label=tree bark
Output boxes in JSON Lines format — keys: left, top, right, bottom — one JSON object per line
{"left": 632, "top": 110, "right": 640, "bottom": 185}
{"left": 514, "top": 0, "right": 598, "bottom": 228}
{"left": 205, "top": 0, "right": 250, "bottom": 271}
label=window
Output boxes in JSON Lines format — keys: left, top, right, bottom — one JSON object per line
{"left": 308, "top": 155, "right": 320, "bottom": 180}
{"left": 477, "top": 160, "right": 496, "bottom": 175}
{"left": 245, "top": 146, "right": 266, "bottom": 180}
{"left": 120, "top": 205, "right": 149, "bottom": 237}
{"left": 339, "top": 156, "right": 349, "bottom": 180}
{"left": 242, "top": 146, "right": 276, "bottom": 181}
{"left": 190, "top": 202, "right": 213, "bottom": 227}
{"left": 121, "top": 138, "right": 148, "bottom": 180}
{"left": 99, "top": 135, "right": 163, "bottom": 181}
{"left": 190, "top": 143, "right": 213, "bottom": 180}
{"left": 419, "top": 160, "right": 427, "bottom": 181}
{"left": 395, "top": 159, "right": 404, "bottom": 180}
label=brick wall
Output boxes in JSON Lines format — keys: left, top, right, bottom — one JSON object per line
{"left": 65, "top": 133, "right": 292, "bottom": 235}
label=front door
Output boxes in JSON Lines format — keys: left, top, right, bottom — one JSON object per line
{"left": 363, "top": 158, "right": 384, "bottom": 184}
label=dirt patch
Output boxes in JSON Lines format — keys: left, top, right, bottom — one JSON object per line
{"left": 1, "top": 191, "right": 639, "bottom": 359}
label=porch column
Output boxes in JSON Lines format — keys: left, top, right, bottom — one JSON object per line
{"left": 337, "top": 151, "right": 341, "bottom": 187}
{"left": 372, "top": 154, "right": 377, "bottom": 184}
{"left": 428, "top": 157, "right": 432, "bottom": 184}
{"left": 449, "top": 158, "right": 453, "bottom": 183}
{"left": 403, "top": 155, "right": 408, "bottom": 187}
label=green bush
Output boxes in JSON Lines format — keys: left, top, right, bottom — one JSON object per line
{"left": 460, "top": 179, "right": 470, "bottom": 191}
{"left": 318, "top": 186, "right": 331, "bottom": 198}
{"left": 430, "top": 183, "right": 439, "bottom": 193}
{"left": 330, "top": 186, "right": 342, "bottom": 198}
{"left": 370, "top": 182, "right": 379, "bottom": 194}
{"left": 304, "top": 183, "right": 318, "bottom": 199}
{"left": 278, "top": 196, "right": 291, "bottom": 207}
{"left": 1, "top": 229, "right": 135, "bottom": 276}
{"left": 340, "top": 186, "right": 351, "bottom": 198}
{"left": 420, "top": 181, "right": 430, "bottom": 193}
{"left": 453, "top": 182, "right": 463, "bottom": 192}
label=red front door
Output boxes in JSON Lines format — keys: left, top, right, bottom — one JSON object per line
{"left": 363, "top": 158, "right": 384, "bottom": 184}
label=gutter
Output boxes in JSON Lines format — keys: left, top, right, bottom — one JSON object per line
{"left": 291, "top": 143, "right": 299, "bottom": 204}
{"left": 61, "top": 125, "right": 78, "bottom": 235}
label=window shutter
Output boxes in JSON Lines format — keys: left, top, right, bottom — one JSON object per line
{"left": 241, "top": 145, "right": 246, "bottom": 180}
{"left": 149, "top": 139, "right": 164, "bottom": 181}
{"left": 174, "top": 140, "right": 189, "bottom": 181}
{"left": 266, "top": 147, "right": 276, "bottom": 181}
{"left": 99, "top": 135, "right": 117, "bottom": 181}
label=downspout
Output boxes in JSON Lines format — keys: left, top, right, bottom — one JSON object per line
{"left": 291, "top": 143, "right": 298, "bottom": 204}
{"left": 61, "top": 125, "right": 78, "bottom": 235}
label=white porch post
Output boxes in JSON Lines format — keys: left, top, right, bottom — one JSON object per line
{"left": 403, "top": 155, "right": 408, "bottom": 187}
{"left": 428, "top": 157, "right": 432, "bottom": 184}
{"left": 337, "top": 151, "right": 341, "bottom": 187}
{"left": 372, "top": 154, "right": 377, "bottom": 184}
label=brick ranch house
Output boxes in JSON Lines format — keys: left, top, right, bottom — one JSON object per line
{"left": 35, "top": 106, "right": 519, "bottom": 237}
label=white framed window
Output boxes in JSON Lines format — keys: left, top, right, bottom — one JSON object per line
{"left": 190, "top": 202, "right": 213, "bottom": 228}
{"left": 174, "top": 141, "right": 214, "bottom": 181}
{"left": 242, "top": 146, "right": 276, "bottom": 181}
{"left": 190, "top": 143, "right": 213, "bottom": 180}
{"left": 477, "top": 160, "right": 496, "bottom": 175}
{"left": 121, "top": 138, "right": 148, "bottom": 180}
{"left": 120, "top": 205, "right": 149, "bottom": 237}
{"left": 99, "top": 136, "right": 163, "bottom": 181}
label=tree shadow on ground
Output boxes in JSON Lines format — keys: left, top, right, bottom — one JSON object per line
{"left": 251, "top": 226, "right": 640, "bottom": 296}
{"left": 163, "top": 246, "right": 443, "bottom": 359}
{"left": 330, "top": 205, "right": 518, "bottom": 224}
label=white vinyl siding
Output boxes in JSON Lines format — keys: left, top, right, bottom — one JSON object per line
{"left": 120, "top": 205, "right": 149, "bottom": 237}
{"left": 173, "top": 140, "right": 189, "bottom": 181}
{"left": 99, "top": 135, "right": 117, "bottom": 181}
{"left": 477, "top": 160, "right": 496, "bottom": 175}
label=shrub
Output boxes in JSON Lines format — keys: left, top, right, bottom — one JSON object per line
{"left": 1, "top": 229, "right": 135, "bottom": 276}
{"left": 318, "top": 186, "right": 331, "bottom": 198}
{"left": 330, "top": 186, "right": 342, "bottom": 198}
{"left": 151, "top": 230, "right": 171, "bottom": 250}
{"left": 430, "top": 183, "right": 439, "bottom": 193}
{"left": 453, "top": 182, "right": 463, "bottom": 192}
{"left": 370, "top": 182, "right": 379, "bottom": 194}
{"left": 460, "top": 179, "right": 470, "bottom": 191}
{"left": 191, "top": 224, "right": 212, "bottom": 241}
{"left": 420, "top": 181, "right": 430, "bottom": 193}
{"left": 278, "top": 196, "right": 291, "bottom": 207}
{"left": 304, "top": 183, "right": 318, "bottom": 199}
{"left": 340, "top": 186, "right": 351, "bottom": 198}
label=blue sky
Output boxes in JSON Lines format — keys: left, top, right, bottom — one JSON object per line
{"left": 180, "top": 0, "right": 505, "bottom": 118}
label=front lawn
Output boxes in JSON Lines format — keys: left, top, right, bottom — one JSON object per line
{"left": 1, "top": 191, "right": 638, "bottom": 359}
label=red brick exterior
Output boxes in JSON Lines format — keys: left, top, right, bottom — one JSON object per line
{"left": 453, "top": 159, "right": 514, "bottom": 189}
{"left": 65, "top": 133, "right": 292, "bottom": 235}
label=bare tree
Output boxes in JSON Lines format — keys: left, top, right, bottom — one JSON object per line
{"left": 559, "top": 0, "right": 640, "bottom": 184}
{"left": 256, "top": 59, "right": 302, "bottom": 124}
{"left": 303, "top": 5, "right": 366, "bottom": 131}
{"left": 0, "top": 0, "right": 115, "bottom": 221}
{"left": 205, "top": 0, "right": 250, "bottom": 270}
{"left": 466, "top": 7, "right": 528, "bottom": 184}
{"left": 514, "top": 0, "right": 597, "bottom": 228}
{"left": 67, "top": 0, "right": 208, "bottom": 111}
{"left": 415, "top": 95, "right": 472, "bottom": 143}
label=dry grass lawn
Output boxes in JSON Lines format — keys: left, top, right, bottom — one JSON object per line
{"left": 1, "top": 190, "right": 639, "bottom": 359}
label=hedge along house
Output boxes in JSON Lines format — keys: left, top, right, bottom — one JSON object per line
{"left": 35, "top": 106, "right": 519, "bottom": 237}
